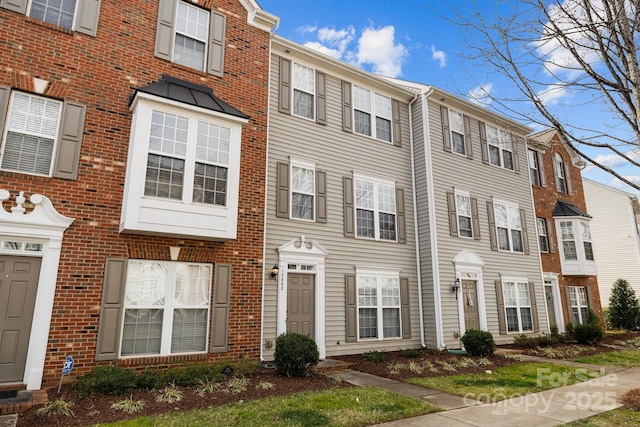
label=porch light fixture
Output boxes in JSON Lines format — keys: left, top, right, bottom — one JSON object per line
{"left": 270, "top": 264, "right": 279, "bottom": 279}
{"left": 452, "top": 278, "right": 460, "bottom": 298}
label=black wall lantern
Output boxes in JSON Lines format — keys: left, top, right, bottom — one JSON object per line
{"left": 270, "top": 264, "right": 279, "bottom": 279}
{"left": 452, "top": 277, "right": 461, "bottom": 299}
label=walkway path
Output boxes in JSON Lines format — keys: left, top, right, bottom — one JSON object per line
{"left": 328, "top": 358, "right": 637, "bottom": 426}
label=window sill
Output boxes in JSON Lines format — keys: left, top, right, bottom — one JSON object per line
{"left": 116, "top": 352, "right": 209, "bottom": 367}
{"left": 24, "top": 16, "right": 74, "bottom": 35}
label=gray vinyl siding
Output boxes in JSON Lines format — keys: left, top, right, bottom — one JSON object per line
{"left": 409, "top": 99, "right": 437, "bottom": 348}
{"left": 264, "top": 52, "right": 420, "bottom": 359}
{"left": 422, "top": 97, "right": 546, "bottom": 347}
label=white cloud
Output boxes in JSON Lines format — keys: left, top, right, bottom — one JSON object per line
{"left": 430, "top": 45, "right": 447, "bottom": 68}
{"left": 468, "top": 83, "right": 493, "bottom": 106}
{"left": 354, "top": 25, "right": 407, "bottom": 77}
{"left": 592, "top": 150, "right": 640, "bottom": 168}
{"left": 297, "top": 24, "right": 407, "bottom": 78}
{"left": 536, "top": 83, "right": 569, "bottom": 106}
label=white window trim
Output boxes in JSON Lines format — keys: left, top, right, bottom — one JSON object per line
{"left": 453, "top": 250, "right": 488, "bottom": 337}
{"left": 501, "top": 277, "right": 533, "bottom": 334}
{"left": 120, "top": 93, "right": 246, "bottom": 240}
{"left": 455, "top": 190, "right": 473, "bottom": 239}
{"left": 569, "top": 286, "right": 589, "bottom": 325}
{"left": 554, "top": 154, "right": 567, "bottom": 193}
{"left": 486, "top": 124, "right": 514, "bottom": 170}
{"left": 555, "top": 218, "right": 597, "bottom": 275}
{"left": 172, "top": 0, "right": 210, "bottom": 71}
{"left": 28, "top": 0, "right": 79, "bottom": 30}
{"left": 119, "top": 260, "right": 212, "bottom": 357}
{"left": 355, "top": 268, "right": 402, "bottom": 341}
{"left": 291, "top": 61, "right": 316, "bottom": 121}
{"left": 537, "top": 217, "right": 549, "bottom": 253}
{"left": 528, "top": 149, "right": 540, "bottom": 185}
{"left": 1, "top": 91, "right": 63, "bottom": 177}
{"left": 289, "top": 159, "right": 316, "bottom": 222}
{"left": 352, "top": 85, "right": 393, "bottom": 143}
{"left": 449, "top": 109, "right": 466, "bottom": 156}
{"left": 543, "top": 272, "right": 565, "bottom": 333}
{"left": 353, "top": 173, "right": 397, "bottom": 242}
{"left": 493, "top": 199, "right": 523, "bottom": 253}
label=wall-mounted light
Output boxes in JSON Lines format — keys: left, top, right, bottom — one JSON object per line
{"left": 270, "top": 264, "right": 279, "bottom": 279}
{"left": 452, "top": 277, "right": 460, "bottom": 299}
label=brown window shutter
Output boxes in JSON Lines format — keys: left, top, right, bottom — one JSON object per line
{"left": 463, "top": 114, "right": 473, "bottom": 159}
{"left": 343, "top": 176, "right": 355, "bottom": 237}
{"left": 537, "top": 151, "right": 547, "bottom": 187}
{"left": 345, "top": 274, "right": 357, "bottom": 342}
{"left": 207, "top": 11, "right": 226, "bottom": 77}
{"left": 520, "top": 208, "right": 530, "bottom": 255}
{"left": 564, "top": 162, "right": 573, "bottom": 194}
{"left": 210, "top": 264, "right": 231, "bottom": 353}
{"left": 341, "top": 81, "right": 352, "bottom": 132}
{"left": 479, "top": 121, "right": 489, "bottom": 164}
{"left": 529, "top": 282, "right": 539, "bottom": 332}
{"left": 512, "top": 135, "right": 521, "bottom": 173}
{"left": 75, "top": 0, "right": 101, "bottom": 36}
{"left": 0, "top": 0, "right": 27, "bottom": 14}
{"left": 154, "top": 0, "right": 176, "bottom": 61}
{"left": 392, "top": 99, "right": 402, "bottom": 147}
{"left": 447, "top": 191, "right": 458, "bottom": 237}
{"left": 95, "top": 258, "right": 128, "bottom": 361}
{"left": 495, "top": 280, "right": 507, "bottom": 335}
{"left": 547, "top": 219, "right": 556, "bottom": 253}
{"left": 440, "top": 105, "right": 451, "bottom": 152}
{"left": 400, "top": 277, "right": 411, "bottom": 339}
{"left": 316, "top": 71, "right": 327, "bottom": 125}
{"left": 396, "top": 188, "right": 407, "bottom": 243}
{"left": 316, "top": 169, "right": 327, "bottom": 223}
{"left": 0, "top": 86, "right": 9, "bottom": 138}
{"left": 276, "top": 162, "right": 290, "bottom": 218}
{"left": 487, "top": 201, "right": 498, "bottom": 251}
{"left": 53, "top": 101, "right": 86, "bottom": 180}
{"left": 471, "top": 197, "right": 481, "bottom": 240}
{"left": 278, "top": 57, "right": 291, "bottom": 114}
{"left": 565, "top": 287, "right": 575, "bottom": 323}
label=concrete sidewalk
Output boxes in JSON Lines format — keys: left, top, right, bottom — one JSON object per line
{"left": 328, "top": 362, "right": 639, "bottom": 426}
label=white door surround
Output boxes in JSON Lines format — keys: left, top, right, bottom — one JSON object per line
{"left": 276, "top": 236, "right": 328, "bottom": 359}
{"left": 452, "top": 250, "right": 487, "bottom": 337}
{"left": 0, "top": 190, "right": 74, "bottom": 390}
{"left": 543, "top": 272, "right": 564, "bottom": 333}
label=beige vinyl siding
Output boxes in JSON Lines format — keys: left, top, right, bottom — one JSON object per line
{"left": 583, "top": 179, "right": 640, "bottom": 306}
{"left": 425, "top": 99, "right": 546, "bottom": 347}
{"left": 264, "top": 52, "right": 421, "bottom": 359}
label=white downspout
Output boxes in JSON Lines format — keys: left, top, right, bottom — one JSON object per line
{"left": 408, "top": 93, "right": 426, "bottom": 349}
{"left": 421, "top": 89, "right": 446, "bottom": 349}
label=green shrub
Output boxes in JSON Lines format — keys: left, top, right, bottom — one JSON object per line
{"left": 608, "top": 279, "right": 640, "bottom": 331}
{"left": 461, "top": 329, "right": 495, "bottom": 356}
{"left": 362, "top": 350, "right": 385, "bottom": 363}
{"left": 74, "top": 366, "right": 137, "bottom": 398}
{"left": 274, "top": 332, "right": 319, "bottom": 377}
{"left": 573, "top": 322, "right": 604, "bottom": 345}
{"left": 401, "top": 348, "right": 421, "bottom": 358}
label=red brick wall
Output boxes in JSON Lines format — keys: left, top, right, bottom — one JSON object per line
{"left": 0, "top": 1, "right": 270, "bottom": 386}
{"left": 531, "top": 134, "right": 603, "bottom": 325}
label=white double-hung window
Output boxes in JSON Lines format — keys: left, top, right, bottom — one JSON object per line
{"left": 353, "top": 85, "right": 392, "bottom": 142}
{"left": 569, "top": 286, "right": 589, "bottom": 325}
{"left": 355, "top": 176, "right": 397, "bottom": 241}
{"left": 292, "top": 63, "right": 315, "bottom": 119}
{"left": 455, "top": 191, "right": 473, "bottom": 237}
{"left": 290, "top": 161, "right": 315, "bottom": 220}
{"left": 494, "top": 200, "right": 523, "bottom": 252}
{"left": 173, "top": 1, "right": 210, "bottom": 70}
{"left": 357, "top": 271, "right": 401, "bottom": 340}
{"left": 502, "top": 280, "right": 533, "bottom": 333}
{"left": 486, "top": 125, "right": 514, "bottom": 170}
{"left": 120, "top": 260, "right": 212, "bottom": 356}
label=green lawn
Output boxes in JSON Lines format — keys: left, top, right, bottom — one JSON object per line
{"left": 573, "top": 350, "right": 640, "bottom": 368}
{"left": 99, "top": 387, "right": 438, "bottom": 427}
{"left": 407, "top": 362, "right": 600, "bottom": 402}
{"left": 563, "top": 408, "right": 640, "bottom": 426}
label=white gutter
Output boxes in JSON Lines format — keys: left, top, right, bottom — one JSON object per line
{"left": 421, "top": 89, "right": 446, "bottom": 349}
{"left": 408, "top": 92, "right": 425, "bottom": 349}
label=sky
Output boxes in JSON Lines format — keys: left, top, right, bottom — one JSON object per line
{"left": 258, "top": 0, "right": 640, "bottom": 198}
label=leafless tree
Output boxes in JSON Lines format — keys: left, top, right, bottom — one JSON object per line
{"left": 456, "top": 0, "right": 640, "bottom": 190}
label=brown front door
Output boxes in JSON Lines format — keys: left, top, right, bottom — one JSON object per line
{"left": 0, "top": 256, "right": 41, "bottom": 383}
{"left": 463, "top": 280, "right": 479, "bottom": 330}
{"left": 545, "top": 285, "right": 557, "bottom": 328}
{"left": 287, "top": 273, "right": 314, "bottom": 338}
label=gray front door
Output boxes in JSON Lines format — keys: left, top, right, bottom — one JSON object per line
{"left": 287, "top": 273, "right": 314, "bottom": 338}
{"left": 463, "top": 280, "right": 479, "bottom": 330}
{"left": 545, "top": 284, "right": 557, "bottom": 328}
{"left": 0, "top": 256, "right": 41, "bottom": 383}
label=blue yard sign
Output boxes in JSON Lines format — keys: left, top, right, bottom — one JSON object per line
{"left": 62, "top": 356, "right": 74, "bottom": 375}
